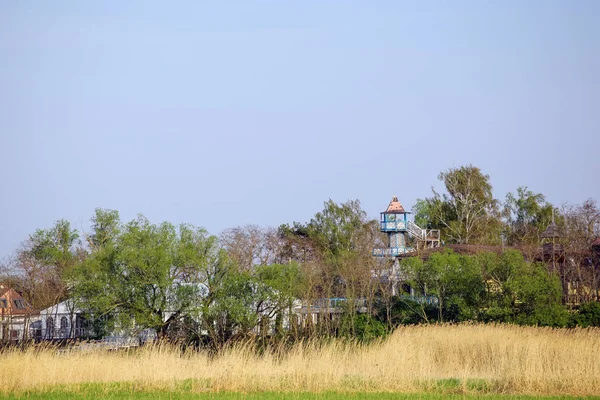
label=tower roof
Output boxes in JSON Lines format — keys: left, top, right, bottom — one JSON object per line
{"left": 384, "top": 196, "right": 408, "bottom": 214}
{"left": 541, "top": 221, "right": 561, "bottom": 239}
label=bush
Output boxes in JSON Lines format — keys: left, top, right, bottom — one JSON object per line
{"left": 479, "top": 306, "right": 513, "bottom": 323}
{"left": 515, "top": 304, "right": 569, "bottom": 327}
{"left": 571, "top": 302, "right": 600, "bottom": 327}
{"left": 340, "top": 313, "right": 387, "bottom": 343}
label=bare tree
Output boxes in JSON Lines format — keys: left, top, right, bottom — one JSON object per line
{"left": 11, "top": 220, "right": 82, "bottom": 314}
{"left": 560, "top": 199, "right": 600, "bottom": 304}
{"left": 219, "top": 225, "right": 282, "bottom": 271}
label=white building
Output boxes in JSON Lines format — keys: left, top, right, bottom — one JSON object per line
{"left": 34, "top": 299, "right": 91, "bottom": 340}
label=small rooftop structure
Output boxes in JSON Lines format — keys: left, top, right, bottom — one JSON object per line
{"left": 541, "top": 221, "right": 561, "bottom": 239}
{"left": 385, "top": 195, "right": 408, "bottom": 214}
{"left": 541, "top": 210, "right": 561, "bottom": 239}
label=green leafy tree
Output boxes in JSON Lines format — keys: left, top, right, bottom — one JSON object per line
{"left": 277, "top": 199, "right": 380, "bottom": 337}
{"left": 479, "top": 250, "right": 568, "bottom": 326}
{"left": 309, "top": 200, "right": 381, "bottom": 331}
{"left": 478, "top": 250, "right": 525, "bottom": 321}
{"left": 424, "top": 250, "right": 484, "bottom": 321}
{"left": 254, "top": 262, "right": 304, "bottom": 336}
{"left": 115, "top": 216, "right": 185, "bottom": 336}
{"left": 399, "top": 250, "right": 484, "bottom": 322}
{"left": 396, "top": 256, "right": 434, "bottom": 323}
{"left": 503, "top": 187, "right": 554, "bottom": 246}
{"left": 512, "top": 262, "right": 568, "bottom": 327}
{"left": 413, "top": 198, "right": 446, "bottom": 230}
{"left": 201, "top": 261, "right": 305, "bottom": 346}
{"left": 306, "top": 199, "right": 368, "bottom": 256}
{"left": 419, "top": 165, "right": 501, "bottom": 245}
{"left": 199, "top": 268, "right": 258, "bottom": 347}
{"left": 69, "top": 209, "right": 122, "bottom": 337}
{"left": 71, "top": 211, "right": 219, "bottom": 339}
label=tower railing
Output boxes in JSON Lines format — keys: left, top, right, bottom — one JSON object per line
{"left": 372, "top": 246, "right": 415, "bottom": 257}
{"left": 380, "top": 221, "right": 407, "bottom": 231}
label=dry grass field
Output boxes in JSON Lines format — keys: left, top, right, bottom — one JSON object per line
{"left": 1, "top": 324, "right": 599, "bottom": 397}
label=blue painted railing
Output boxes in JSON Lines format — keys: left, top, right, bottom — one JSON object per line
{"left": 380, "top": 221, "right": 408, "bottom": 231}
{"left": 372, "top": 246, "right": 415, "bottom": 257}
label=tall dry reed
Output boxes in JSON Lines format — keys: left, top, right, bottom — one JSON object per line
{"left": 1, "top": 324, "right": 598, "bottom": 395}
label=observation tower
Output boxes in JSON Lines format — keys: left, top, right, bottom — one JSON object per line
{"left": 372, "top": 196, "right": 440, "bottom": 257}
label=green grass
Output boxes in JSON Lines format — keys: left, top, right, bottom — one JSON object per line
{"left": 5, "top": 393, "right": 599, "bottom": 400}
{"left": 2, "top": 382, "right": 598, "bottom": 400}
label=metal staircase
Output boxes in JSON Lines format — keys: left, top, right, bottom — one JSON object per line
{"left": 407, "top": 221, "right": 425, "bottom": 240}
{"left": 407, "top": 221, "right": 441, "bottom": 249}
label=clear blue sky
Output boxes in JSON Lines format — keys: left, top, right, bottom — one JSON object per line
{"left": 1, "top": 1, "right": 598, "bottom": 260}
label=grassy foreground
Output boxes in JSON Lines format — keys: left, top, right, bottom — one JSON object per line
{"left": 1, "top": 324, "right": 599, "bottom": 397}
{"left": 3, "top": 385, "right": 599, "bottom": 400}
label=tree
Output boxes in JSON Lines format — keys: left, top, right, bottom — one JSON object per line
{"left": 71, "top": 212, "right": 218, "bottom": 339}
{"left": 419, "top": 165, "right": 501, "bottom": 245}
{"left": 306, "top": 199, "right": 368, "bottom": 256}
{"left": 277, "top": 222, "right": 318, "bottom": 265}
{"left": 69, "top": 209, "right": 122, "bottom": 337}
{"left": 512, "top": 262, "right": 568, "bottom": 327}
{"left": 116, "top": 217, "right": 192, "bottom": 337}
{"left": 503, "top": 187, "right": 554, "bottom": 246}
{"left": 424, "top": 250, "right": 483, "bottom": 322}
{"left": 564, "top": 199, "right": 600, "bottom": 239}
{"left": 16, "top": 220, "right": 81, "bottom": 311}
{"left": 199, "top": 267, "right": 258, "bottom": 347}
{"left": 254, "top": 262, "right": 304, "bottom": 336}
{"left": 220, "top": 225, "right": 282, "bottom": 271}
{"left": 413, "top": 198, "right": 442, "bottom": 230}
{"left": 396, "top": 256, "right": 431, "bottom": 323}
{"left": 276, "top": 199, "right": 380, "bottom": 337}
{"left": 399, "top": 250, "right": 484, "bottom": 322}
{"left": 560, "top": 199, "right": 600, "bottom": 304}
{"left": 479, "top": 250, "right": 568, "bottom": 326}
{"left": 479, "top": 250, "right": 526, "bottom": 322}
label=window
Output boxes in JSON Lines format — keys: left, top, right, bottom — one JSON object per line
{"left": 75, "top": 315, "right": 87, "bottom": 337}
{"left": 60, "top": 317, "right": 69, "bottom": 338}
{"left": 46, "top": 317, "right": 55, "bottom": 339}
{"left": 30, "top": 320, "right": 42, "bottom": 340}
{"left": 13, "top": 299, "right": 26, "bottom": 309}
{"left": 0, "top": 299, "right": 6, "bottom": 308}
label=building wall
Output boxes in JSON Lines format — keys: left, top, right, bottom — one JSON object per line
{"left": 38, "top": 300, "right": 90, "bottom": 340}
{"left": 0, "top": 287, "right": 36, "bottom": 342}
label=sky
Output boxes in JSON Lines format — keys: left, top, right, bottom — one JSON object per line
{"left": 1, "top": 1, "right": 599, "bottom": 260}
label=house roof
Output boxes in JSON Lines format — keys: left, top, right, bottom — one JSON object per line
{"left": 541, "top": 221, "right": 561, "bottom": 239}
{"left": 39, "top": 299, "right": 82, "bottom": 316}
{"left": 384, "top": 196, "right": 408, "bottom": 214}
{"left": 0, "top": 287, "right": 34, "bottom": 316}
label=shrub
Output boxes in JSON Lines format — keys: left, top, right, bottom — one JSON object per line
{"left": 340, "top": 313, "right": 387, "bottom": 343}
{"left": 571, "top": 302, "right": 600, "bottom": 327}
